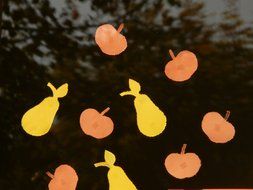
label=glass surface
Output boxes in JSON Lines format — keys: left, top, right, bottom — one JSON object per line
{"left": 1, "top": 0, "right": 253, "bottom": 189}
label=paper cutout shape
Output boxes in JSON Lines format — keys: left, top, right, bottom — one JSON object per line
{"left": 164, "top": 49, "right": 198, "bottom": 82}
{"left": 94, "top": 150, "right": 137, "bottom": 190}
{"left": 47, "top": 164, "right": 78, "bottom": 190}
{"left": 21, "top": 82, "right": 68, "bottom": 136}
{"left": 80, "top": 107, "right": 114, "bottom": 139}
{"left": 95, "top": 23, "right": 127, "bottom": 56}
{"left": 120, "top": 79, "right": 167, "bottom": 137}
{"left": 164, "top": 144, "right": 201, "bottom": 179}
{"left": 201, "top": 111, "right": 235, "bottom": 143}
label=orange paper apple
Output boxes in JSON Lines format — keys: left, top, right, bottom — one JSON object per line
{"left": 164, "top": 49, "right": 198, "bottom": 82}
{"left": 95, "top": 23, "right": 127, "bottom": 55}
{"left": 47, "top": 164, "right": 78, "bottom": 190}
{"left": 80, "top": 107, "right": 114, "bottom": 139}
{"left": 202, "top": 111, "right": 235, "bottom": 143}
{"left": 164, "top": 144, "right": 201, "bottom": 179}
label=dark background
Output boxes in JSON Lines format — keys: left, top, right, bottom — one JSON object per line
{"left": 1, "top": 0, "right": 253, "bottom": 189}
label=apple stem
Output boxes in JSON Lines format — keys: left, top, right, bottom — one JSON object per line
{"left": 169, "top": 49, "right": 175, "bottom": 60}
{"left": 46, "top": 172, "right": 54, "bottom": 179}
{"left": 225, "top": 110, "right": 230, "bottom": 120}
{"left": 101, "top": 107, "right": 110, "bottom": 115}
{"left": 117, "top": 23, "right": 124, "bottom": 33}
{"left": 181, "top": 144, "right": 187, "bottom": 154}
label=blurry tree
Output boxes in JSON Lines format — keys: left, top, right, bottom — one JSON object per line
{"left": 0, "top": 0, "right": 253, "bottom": 189}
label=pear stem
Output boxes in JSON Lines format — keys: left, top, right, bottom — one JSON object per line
{"left": 181, "top": 144, "right": 187, "bottom": 154}
{"left": 94, "top": 162, "right": 109, "bottom": 168}
{"left": 117, "top": 23, "right": 124, "bottom": 33}
{"left": 169, "top": 49, "right": 175, "bottom": 59}
{"left": 225, "top": 110, "right": 230, "bottom": 120}
{"left": 46, "top": 172, "right": 54, "bottom": 179}
{"left": 120, "top": 91, "right": 135, "bottom": 97}
{"left": 47, "top": 82, "right": 57, "bottom": 96}
{"left": 101, "top": 107, "right": 110, "bottom": 115}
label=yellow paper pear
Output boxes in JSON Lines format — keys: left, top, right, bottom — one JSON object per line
{"left": 120, "top": 79, "right": 167, "bottom": 137}
{"left": 21, "top": 82, "right": 68, "bottom": 136}
{"left": 94, "top": 150, "right": 137, "bottom": 190}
